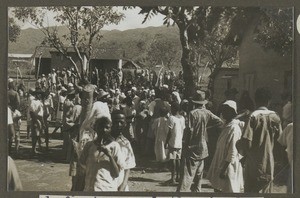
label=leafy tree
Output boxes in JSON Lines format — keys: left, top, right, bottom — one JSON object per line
{"left": 138, "top": 7, "right": 292, "bottom": 98}
{"left": 138, "top": 6, "right": 254, "bottom": 97}
{"left": 8, "top": 18, "right": 21, "bottom": 43}
{"left": 193, "top": 8, "right": 257, "bottom": 93}
{"left": 136, "top": 33, "right": 182, "bottom": 70}
{"left": 13, "top": 6, "right": 124, "bottom": 79}
{"left": 254, "top": 8, "right": 293, "bottom": 57}
{"left": 12, "top": 7, "right": 125, "bottom": 146}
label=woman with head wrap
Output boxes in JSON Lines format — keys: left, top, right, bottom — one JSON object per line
{"left": 206, "top": 100, "right": 244, "bottom": 192}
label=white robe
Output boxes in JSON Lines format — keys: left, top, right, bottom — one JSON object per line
{"left": 153, "top": 117, "right": 169, "bottom": 162}
{"left": 206, "top": 119, "right": 244, "bottom": 192}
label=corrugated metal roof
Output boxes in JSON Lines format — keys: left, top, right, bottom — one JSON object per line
{"left": 8, "top": 53, "right": 33, "bottom": 58}
{"left": 32, "top": 46, "right": 124, "bottom": 60}
{"left": 91, "top": 48, "right": 124, "bottom": 60}
{"left": 34, "top": 46, "right": 52, "bottom": 58}
{"left": 122, "top": 60, "right": 141, "bottom": 69}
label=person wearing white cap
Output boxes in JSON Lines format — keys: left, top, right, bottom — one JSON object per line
{"left": 207, "top": 100, "right": 244, "bottom": 193}
{"left": 8, "top": 78, "right": 14, "bottom": 83}
{"left": 162, "top": 84, "right": 169, "bottom": 90}
{"left": 68, "top": 83, "right": 75, "bottom": 91}
{"left": 41, "top": 74, "right": 47, "bottom": 88}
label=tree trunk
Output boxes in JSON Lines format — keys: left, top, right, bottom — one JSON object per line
{"left": 208, "top": 64, "right": 222, "bottom": 99}
{"left": 79, "top": 83, "right": 96, "bottom": 139}
{"left": 178, "top": 25, "right": 196, "bottom": 99}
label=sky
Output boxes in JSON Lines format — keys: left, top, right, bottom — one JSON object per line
{"left": 13, "top": 7, "right": 167, "bottom": 31}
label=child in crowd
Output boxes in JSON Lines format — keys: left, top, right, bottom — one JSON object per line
{"left": 111, "top": 110, "right": 136, "bottom": 191}
{"left": 78, "top": 117, "right": 125, "bottom": 191}
{"left": 165, "top": 102, "right": 185, "bottom": 184}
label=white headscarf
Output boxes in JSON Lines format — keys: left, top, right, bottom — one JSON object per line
{"left": 172, "top": 91, "right": 181, "bottom": 104}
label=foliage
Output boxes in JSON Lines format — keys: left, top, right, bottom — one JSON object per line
{"left": 12, "top": 6, "right": 124, "bottom": 79}
{"left": 138, "top": 6, "right": 292, "bottom": 97}
{"left": 8, "top": 18, "right": 21, "bottom": 43}
{"left": 254, "top": 8, "right": 293, "bottom": 57}
{"left": 138, "top": 6, "right": 247, "bottom": 96}
{"left": 136, "top": 33, "right": 182, "bottom": 69}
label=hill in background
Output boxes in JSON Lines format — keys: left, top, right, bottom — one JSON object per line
{"left": 8, "top": 25, "right": 182, "bottom": 70}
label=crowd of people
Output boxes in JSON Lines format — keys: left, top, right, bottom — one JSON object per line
{"left": 7, "top": 66, "right": 293, "bottom": 193}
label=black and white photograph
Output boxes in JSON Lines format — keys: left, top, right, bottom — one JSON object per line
{"left": 7, "top": 5, "right": 293, "bottom": 194}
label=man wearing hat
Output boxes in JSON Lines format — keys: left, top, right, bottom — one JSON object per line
{"left": 177, "top": 90, "right": 223, "bottom": 192}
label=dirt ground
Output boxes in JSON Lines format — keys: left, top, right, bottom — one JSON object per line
{"left": 10, "top": 121, "right": 288, "bottom": 193}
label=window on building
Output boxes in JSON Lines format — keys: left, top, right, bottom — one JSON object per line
{"left": 244, "top": 73, "right": 256, "bottom": 98}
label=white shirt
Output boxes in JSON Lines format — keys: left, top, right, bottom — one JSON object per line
{"left": 27, "top": 95, "right": 35, "bottom": 121}
{"left": 8, "top": 107, "right": 13, "bottom": 125}
{"left": 167, "top": 115, "right": 185, "bottom": 148}
{"left": 51, "top": 73, "right": 57, "bottom": 84}
{"left": 116, "top": 135, "right": 136, "bottom": 189}
{"left": 56, "top": 95, "right": 66, "bottom": 120}
{"left": 29, "top": 99, "right": 44, "bottom": 117}
{"left": 80, "top": 141, "right": 125, "bottom": 191}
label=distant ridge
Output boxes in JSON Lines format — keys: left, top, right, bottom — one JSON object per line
{"left": 8, "top": 25, "right": 181, "bottom": 61}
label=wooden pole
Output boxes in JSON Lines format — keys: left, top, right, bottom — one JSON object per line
{"left": 16, "top": 65, "right": 19, "bottom": 84}
{"left": 36, "top": 53, "right": 42, "bottom": 79}
{"left": 17, "top": 67, "right": 23, "bottom": 79}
